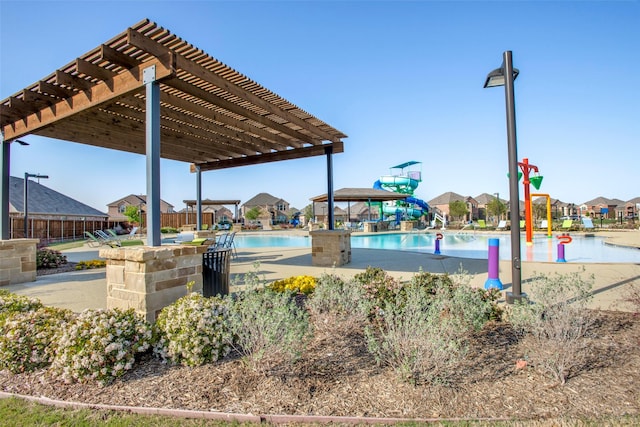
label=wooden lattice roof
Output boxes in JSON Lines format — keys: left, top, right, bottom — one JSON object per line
{"left": 0, "top": 19, "right": 346, "bottom": 171}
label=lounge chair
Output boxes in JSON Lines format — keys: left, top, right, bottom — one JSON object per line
{"left": 561, "top": 219, "right": 574, "bottom": 231}
{"left": 519, "top": 220, "right": 526, "bottom": 229}
{"left": 496, "top": 220, "right": 507, "bottom": 230}
{"left": 582, "top": 217, "right": 595, "bottom": 230}
{"left": 84, "top": 231, "right": 102, "bottom": 247}
{"left": 224, "top": 231, "right": 237, "bottom": 258}
{"left": 539, "top": 220, "right": 548, "bottom": 229}
{"left": 127, "top": 226, "right": 139, "bottom": 239}
{"left": 474, "top": 219, "right": 487, "bottom": 230}
{"left": 95, "top": 230, "right": 122, "bottom": 247}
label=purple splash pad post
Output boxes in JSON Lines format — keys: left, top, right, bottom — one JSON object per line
{"left": 484, "top": 238, "right": 503, "bottom": 290}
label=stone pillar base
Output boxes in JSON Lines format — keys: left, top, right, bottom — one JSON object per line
{"left": 310, "top": 230, "right": 351, "bottom": 267}
{"left": 0, "top": 239, "right": 38, "bottom": 286}
{"left": 400, "top": 221, "right": 416, "bottom": 231}
{"left": 100, "top": 245, "right": 208, "bottom": 322}
{"left": 363, "top": 222, "right": 377, "bottom": 233}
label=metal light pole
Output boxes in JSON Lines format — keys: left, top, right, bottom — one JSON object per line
{"left": 484, "top": 50, "right": 523, "bottom": 303}
{"left": 24, "top": 172, "right": 49, "bottom": 238}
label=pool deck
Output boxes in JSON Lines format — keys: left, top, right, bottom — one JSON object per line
{"left": 5, "top": 229, "right": 640, "bottom": 313}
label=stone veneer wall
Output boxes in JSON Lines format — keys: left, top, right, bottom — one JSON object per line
{"left": 310, "top": 230, "right": 351, "bottom": 267}
{"left": 100, "top": 245, "right": 209, "bottom": 322}
{"left": 0, "top": 239, "right": 38, "bottom": 286}
{"left": 400, "top": 221, "right": 415, "bottom": 232}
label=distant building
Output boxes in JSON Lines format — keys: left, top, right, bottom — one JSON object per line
{"left": 242, "top": 193, "right": 290, "bottom": 224}
{"left": 428, "top": 192, "right": 479, "bottom": 222}
{"left": 107, "top": 194, "right": 174, "bottom": 222}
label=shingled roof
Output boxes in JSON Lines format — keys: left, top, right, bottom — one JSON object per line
{"left": 9, "top": 176, "right": 106, "bottom": 218}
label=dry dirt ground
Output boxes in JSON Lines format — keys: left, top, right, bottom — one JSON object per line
{"left": 0, "top": 304, "right": 638, "bottom": 422}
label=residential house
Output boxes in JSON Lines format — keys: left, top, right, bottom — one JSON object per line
{"left": 474, "top": 193, "right": 504, "bottom": 222}
{"left": 580, "top": 197, "right": 625, "bottom": 220}
{"left": 107, "top": 194, "right": 175, "bottom": 223}
{"left": 623, "top": 197, "right": 640, "bottom": 219}
{"left": 242, "top": 193, "right": 290, "bottom": 225}
{"left": 428, "top": 192, "right": 479, "bottom": 222}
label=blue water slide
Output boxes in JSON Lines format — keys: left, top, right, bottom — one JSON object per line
{"left": 406, "top": 196, "right": 430, "bottom": 212}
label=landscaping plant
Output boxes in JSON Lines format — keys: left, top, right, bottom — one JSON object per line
{"left": 36, "top": 248, "right": 67, "bottom": 269}
{"left": 153, "top": 292, "right": 233, "bottom": 367}
{"left": 0, "top": 290, "right": 43, "bottom": 322}
{"left": 0, "top": 306, "right": 74, "bottom": 373}
{"left": 228, "top": 282, "right": 311, "bottom": 371}
{"left": 365, "top": 279, "right": 491, "bottom": 384}
{"left": 50, "top": 308, "right": 152, "bottom": 385}
{"left": 508, "top": 270, "right": 595, "bottom": 384}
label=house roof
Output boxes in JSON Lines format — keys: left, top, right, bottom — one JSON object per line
{"left": 428, "top": 191, "right": 466, "bottom": 205}
{"left": 1, "top": 19, "right": 346, "bottom": 172}
{"left": 107, "top": 194, "right": 173, "bottom": 208}
{"left": 581, "top": 196, "right": 625, "bottom": 207}
{"left": 243, "top": 192, "right": 285, "bottom": 207}
{"left": 9, "top": 176, "right": 107, "bottom": 217}
{"left": 183, "top": 199, "right": 240, "bottom": 208}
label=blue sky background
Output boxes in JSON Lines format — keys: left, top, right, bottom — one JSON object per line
{"left": 1, "top": 0, "right": 638, "bottom": 213}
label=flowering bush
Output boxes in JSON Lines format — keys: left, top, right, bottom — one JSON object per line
{"left": 0, "top": 290, "right": 43, "bottom": 322}
{"left": 75, "top": 260, "right": 107, "bottom": 270}
{"left": 0, "top": 306, "right": 74, "bottom": 373}
{"left": 269, "top": 275, "right": 317, "bottom": 295}
{"left": 36, "top": 249, "right": 67, "bottom": 269}
{"left": 50, "top": 308, "right": 152, "bottom": 385}
{"left": 153, "top": 293, "right": 233, "bottom": 367}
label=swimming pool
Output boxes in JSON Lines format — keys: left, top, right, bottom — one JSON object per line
{"left": 233, "top": 233, "right": 640, "bottom": 263}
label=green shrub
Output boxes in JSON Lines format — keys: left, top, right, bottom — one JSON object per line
{"left": 153, "top": 293, "right": 233, "bottom": 367}
{"left": 36, "top": 249, "right": 67, "bottom": 269}
{"left": 409, "top": 270, "right": 456, "bottom": 296}
{"left": 307, "top": 273, "right": 370, "bottom": 319}
{"left": 353, "top": 266, "right": 402, "bottom": 319}
{"left": 507, "top": 271, "right": 595, "bottom": 384}
{"left": 50, "top": 308, "right": 152, "bottom": 385}
{"left": 365, "top": 282, "right": 491, "bottom": 384}
{"left": 161, "top": 227, "right": 179, "bottom": 234}
{"left": 0, "top": 306, "right": 74, "bottom": 373}
{"left": 0, "top": 290, "right": 43, "bottom": 322}
{"left": 228, "top": 286, "right": 311, "bottom": 371}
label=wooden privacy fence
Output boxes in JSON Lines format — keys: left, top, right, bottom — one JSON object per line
{"left": 9, "top": 218, "right": 117, "bottom": 242}
{"left": 7, "top": 212, "right": 233, "bottom": 242}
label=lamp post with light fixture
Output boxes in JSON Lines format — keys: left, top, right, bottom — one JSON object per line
{"left": 484, "top": 50, "right": 523, "bottom": 303}
{"left": 24, "top": 172, "right": 49, "bottom": 238}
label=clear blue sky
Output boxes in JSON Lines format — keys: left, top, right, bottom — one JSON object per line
{"left": 1, "top": 1, "right": 638, "bottom": 213}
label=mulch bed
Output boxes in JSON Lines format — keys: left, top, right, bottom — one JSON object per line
{"left": 36, "top": 262, "right": 79, "bottom": 276}
{"left": 0, "top": 310, "right": 638, "bottom": 421}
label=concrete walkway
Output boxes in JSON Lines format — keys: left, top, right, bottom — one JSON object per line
{"left": 6, "top": 229, "right": 639, "bottom": 313}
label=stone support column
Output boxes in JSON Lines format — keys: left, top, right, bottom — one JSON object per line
{"left": 310, "top": 230, "right": 351, "bottom": 267}
{"left": 0, "top": 239, "right": 38, "bottom": 285}
{"left": 100, "top": 245, "right": 208, "bottom": 322}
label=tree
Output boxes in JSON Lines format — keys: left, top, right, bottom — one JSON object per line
{"left": 532, "top": 201, "right": 547, "bottom": 221}
{"left": 303, "top": 204, "right": 313, "bottom": 222}
{"left": 487, "top": 198, "right": 507, "bottom": 223}
{"left": 449, "top": 200, "right": 468, "bottom": 222}
{"left": 123, "top": 205, "right": 141, "bottom": 225}
{"left": 244, "top": 207, "right": 261, "bottom": 221}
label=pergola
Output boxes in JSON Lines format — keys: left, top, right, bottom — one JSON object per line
{"left": 0, "top": 19, "right": 347, "bottom": 245}
{"left": 310, "top": 187, "right": 405, "bottom": 221}
{"left": 182, "top": 199, "right": 240, "bottom": 224}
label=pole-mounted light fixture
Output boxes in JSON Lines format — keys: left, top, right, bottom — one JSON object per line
{"left": 484, "top": 51, "right": 524, "bottom": 304}
{"left": 24, "top": 173, "right": 49, "bottom": 238}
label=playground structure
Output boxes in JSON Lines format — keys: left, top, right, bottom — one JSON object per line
{"left": 517, "top": 157, "right": 543, "bottom": 246}
{"left": 373, "top": 161, "right": 429, "bottom": 222}
{"left": 531, "top": 193, "right": 552, "bottom": 238}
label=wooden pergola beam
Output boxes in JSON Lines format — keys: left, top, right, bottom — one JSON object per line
{"left": 3, "top": 57, "right": 176, "bottom": 141}
{"left": 192, "top": 140, "right": 344, "bottom": 172}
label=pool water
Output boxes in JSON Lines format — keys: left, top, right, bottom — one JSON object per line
{"left": 233, "top": 233, "right": 640, "bottom": 263}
